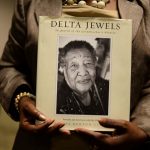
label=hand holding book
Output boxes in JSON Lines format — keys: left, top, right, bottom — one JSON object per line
{"left": 75, "top": 118, "right": 148, "bottom": 150}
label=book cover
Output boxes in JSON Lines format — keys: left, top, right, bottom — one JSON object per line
{"left": 36, "top": 16, "right": 132, "bottom": 131}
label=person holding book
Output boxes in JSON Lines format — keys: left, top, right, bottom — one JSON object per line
{"left": 57, "top": 40, "right": 109, "bottom": 115}
{"left": 0, "top": 0, "right": 150, "bottom": 150}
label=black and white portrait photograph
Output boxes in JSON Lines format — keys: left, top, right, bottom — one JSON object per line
{"left": 56, "top": 36, "right": 110, "bottom": 115}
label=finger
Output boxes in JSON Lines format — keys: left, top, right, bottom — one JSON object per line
{"left": 75, "top": 128, "right": 125, "bottom": 146}
{"left": 75, "top": 128, "right": 108, "bottom": 139}
{"left": 59, "top": 128, "right": 71, "bottom": 135}
{"left": 21, "top": 120, "right": 52, "bottom": 133}
{"left": 48, "top": 122, "right": 65, "bottom": 133}
{"left": 98, "top": 119, "right": 131, "bottom": 146}
{"left": 20, "top": 116, "right": 55, "bottom": 132}
{"left": 76, "top": 128, "right": 127, "bottom": 146}
{"left": 22, "top": 99, "right": 47, "bottom": 121}
{"left": 99, "top": 118, "right": 128, "bottom": 129}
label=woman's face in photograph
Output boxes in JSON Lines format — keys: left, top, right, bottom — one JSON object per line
{"left": 64, "top": 48, "right": 96, "bottom": 95}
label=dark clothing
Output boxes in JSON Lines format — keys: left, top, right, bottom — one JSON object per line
{"left": 57, "top": 77, "right": 109, "bottom": 115}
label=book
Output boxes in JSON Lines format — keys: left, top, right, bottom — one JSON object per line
{"left": 36, "top": 16, "right": 132, "bottom": 131}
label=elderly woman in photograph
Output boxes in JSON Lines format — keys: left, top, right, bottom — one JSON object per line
{"left": 57, "top": 40, "right": 109, "bottom": 115}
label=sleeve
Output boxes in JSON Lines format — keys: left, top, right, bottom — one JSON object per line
{"left": 0, "top": 0, "right": 31, "bottom": 119}
{"left": 131, "top": 80, "right": 150, "bottom": 137}
{"left": 131, "top": 0, "right": 150, "bottom": 137}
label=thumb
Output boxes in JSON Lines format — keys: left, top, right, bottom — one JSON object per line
{"left": 19, "top": 97, "right": 47, "bottom": 121}
{"left": 99, "top": 118, "right": 128, "bottom": 130}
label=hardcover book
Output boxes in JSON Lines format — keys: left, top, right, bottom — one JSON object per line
{"left": 36, "top": 16, "right": 132, "bottom": 131}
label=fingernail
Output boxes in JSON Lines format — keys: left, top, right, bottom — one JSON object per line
{"left": 37, "top": 120, "right": 46, "bottom": 124}
{"left": 59, "top": 123, "right": 65, "bottom": 128}
{"left": 39, "top": 114, "right": 46, "bottom": 120}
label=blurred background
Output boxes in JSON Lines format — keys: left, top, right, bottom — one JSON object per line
{"left": 0, "top": 0, "right": 19, "bottom": 149}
